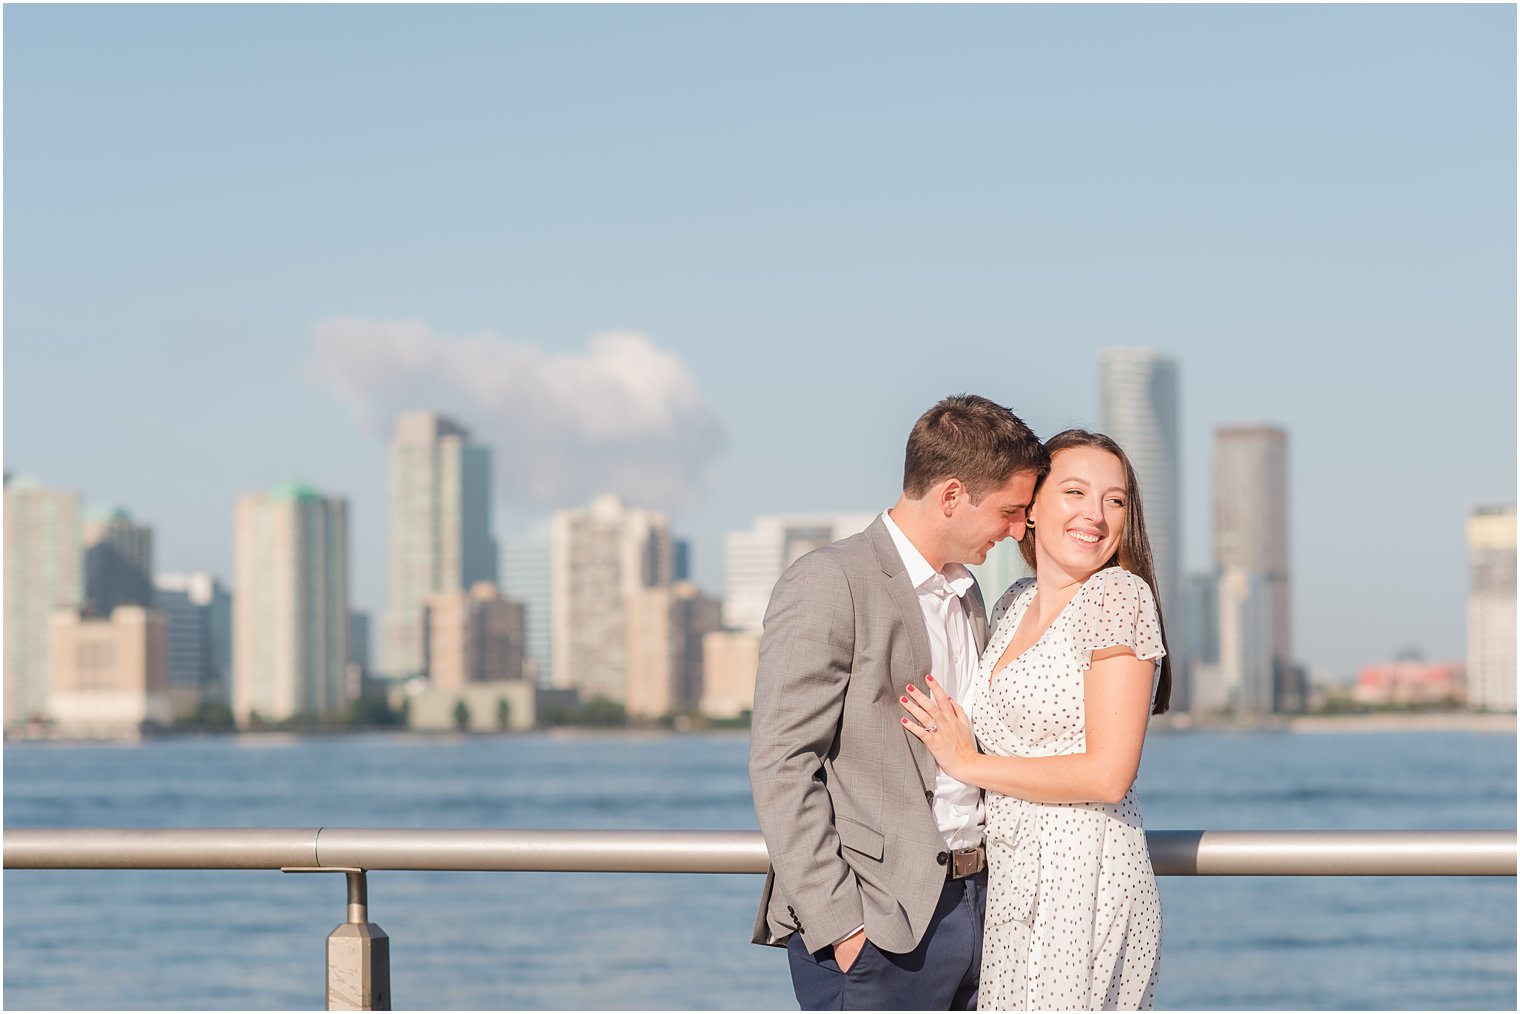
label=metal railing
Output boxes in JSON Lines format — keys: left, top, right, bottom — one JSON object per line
{"left": 6, "top": 828, "right": 1515, "bottom": 1010}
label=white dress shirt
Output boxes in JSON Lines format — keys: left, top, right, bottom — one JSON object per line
{"left": 881, "top": 510, "right": 986, "bottom": 850}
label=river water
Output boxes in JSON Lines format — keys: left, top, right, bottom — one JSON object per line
{"left": 3, "top": 729, "right": 1514, "bottom": 1010}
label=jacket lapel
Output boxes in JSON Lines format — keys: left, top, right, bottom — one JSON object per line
{"left": 866, "top": 517, "right": 939, "bottom": 791}
{"left": 966, "top": 580, "right": 989, "bottom": 653}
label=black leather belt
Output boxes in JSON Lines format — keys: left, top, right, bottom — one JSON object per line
{"left": 937, "top": 843, "right": 986, "bottom": 880}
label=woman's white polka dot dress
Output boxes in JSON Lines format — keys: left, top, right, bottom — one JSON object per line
{"left": 973, "top": 567, "right": 1165, "bottom": 1011}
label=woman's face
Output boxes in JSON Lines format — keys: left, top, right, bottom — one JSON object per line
{"left": 1031, "top": 445, "right": 1128, "bottom": 581}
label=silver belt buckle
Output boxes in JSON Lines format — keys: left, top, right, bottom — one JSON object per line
{"left": 949, "top": 844, "right": 985, "bottom": 880}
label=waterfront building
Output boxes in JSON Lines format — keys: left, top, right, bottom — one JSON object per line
{"left": 48, "top": 605, "right": 170, "bottom": 736}
{"left": 380, "top": 412, "right": 496, "bottom": 680}
{"left": 501, "top": 525, "right": 553, "bottom": 688}
{"left": 701, "top": 629, "right": 760, "bottom": 719}
{"left": 3, "top": 475, "right": 83, "bottom": 727}
{"left": 1466, "top": 504, "right": 1516, "bottom": 712}
{"left": 153, "top": 572, "right": 232, "bottom": 719}
{"left": 723, "top": 513, "right": 875, "bottom": 634}
{"left": 1212, "top": 424, "right": 1298, "bottom": 714}
{"left": 348, "top": 610, "right": 371, "bottom": 675}
{"left": 1177, "top": 571, "right": 1220, "bottom": 714}
{"left": 626, "top": 581, "right": 722, "bottom": 719}
{"left": 550, "top": 494, "right": 673, "bottom": 703}
{"left": 83, "top": 508, "right": 154, "bottom": 616}
{"left": 1354, "top": 658, "right": 1465, "bottom": 707}
{"left": 404, "top": 678, "right": 536, "bottom": 732}
{"left": 231, "top": 482, "right": 349, "bottom": 725}
{"left": 426, "top": 583, "right": 527, "bottom": 690}
{"left": 1099, "top": 348, "right": 1182, "bottom": 682}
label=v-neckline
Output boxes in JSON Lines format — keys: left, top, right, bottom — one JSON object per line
{"left": 989, "top": 578, "right": 1091, "bottom": 684}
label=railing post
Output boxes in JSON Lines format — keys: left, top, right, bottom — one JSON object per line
{"left": 283, "top": 866, "right": 391, "bottom": 1011}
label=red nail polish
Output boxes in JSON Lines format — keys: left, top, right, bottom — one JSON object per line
{"left": 926, "top": 674, "right": 935, "bottom": 683}
{"left": 901, "top": 717, "right": 908, "bottom": 724}
{"left": 906, "top": 684, "right": 915, "bottom": 693}
{"left": 900, "top": 696, "right": 908, "bottom": 703}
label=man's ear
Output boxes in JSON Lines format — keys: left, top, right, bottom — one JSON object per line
{"left": 939, "top": 478, "right": 965, "bottom": 517}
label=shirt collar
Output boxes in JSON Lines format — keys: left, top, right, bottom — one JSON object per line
{"left": 881, "top": 510, "right": 976, "bottom": 598}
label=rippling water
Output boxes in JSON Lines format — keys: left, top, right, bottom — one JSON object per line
{"left": 4, "top": 729, "right": 1514, "bottom": 1010}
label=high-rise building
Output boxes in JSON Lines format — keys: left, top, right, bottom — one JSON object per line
{"left": 232, "top": 482, "right": 349, "bottom": 725}
{"left": 701, "top": 630, "right": 761, "bottom": 719}
{"left": 48, "top": 605, "right": 170, "bottom": 736}
{"left": 550, "top": 494, "right": 672, "bottom": 703}
{"left": 83, "top": 508, "right": 154, "bottom": 616}
{"left": 154, "top": 572, "right": 232, "bottom": 718}
{"left": 502, "top": 525, "right": 553, "bottom": 688}
{"left": 1179, "top": 571, "right": 1220, "bottom": 714}
{"left": 1466, "top": 504, "right": 1516, "bottom": 712}
{"left": 1099, "top": 348, "right": 1182, "bottom": 689}
{"left": 426, "top": 582, "right": 527, "bottom": 690}
{"left": 381, "top": 412, "right": 496, "bottom": 680}
{"left": 1212, "top": 424, "right": 1296, "bottom": 713}
{"left": 724, "top": 513, "right": 876, "bottom": 635}
{"left": 4, "top": 475, "right": 83, "bottom": 727}
{"left": 626, "top": 581, "right": 722, "bottom": 718}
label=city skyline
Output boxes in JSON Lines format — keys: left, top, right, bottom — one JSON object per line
{"left": 5, "top": 5, "right": 1514, "bottom": 680}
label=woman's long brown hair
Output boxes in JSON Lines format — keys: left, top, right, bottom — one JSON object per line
{"left": 1019, "top": 429, "right": 1173, "bottom": 715}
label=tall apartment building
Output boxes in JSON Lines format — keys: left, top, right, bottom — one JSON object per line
{"left": 502, "top": 525, "right": 553, "bottom": 688}
{"left": 426, "top": 583, "right": 527, "bottom": 690}
{"left": 381, "top": 412, "right": 496, "bottom": 679}
{"left": 724, "top": 513, "right": 876, "bottom": 634}
{"left": 83, "top": 508, "right": 154, "bottom": 616}
{"left": 1099, "top": 348, "right": 1183, "bottom": 706}
{"left": 4, "top": 475, "right": 83, "bottom": 726}
{"left": 48, "top": 605, "right": 170, "bottom": 736}
{"left": 1466, "top": 504, "right": 1516, "bottom": 712}
{"left": 1212, "top": 424, "right": 1297, "bottom": 714}
{"left": 626, "top": 581, "right": 722, "bottom": 718}
{"left": 550, "top": 494, "right": 672, "bottom": 703}
{"left": 232, "top": 482, "right": 350, "bottom": 725}
{"left": 701, "top": 630, "right": 761, "bottom": 719}
{"left": 153, "top": 572, "right": 232, "bottom": 718}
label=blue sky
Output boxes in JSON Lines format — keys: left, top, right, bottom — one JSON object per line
{"left": 5, "top": 4, "right": 1514, "bottom": 680}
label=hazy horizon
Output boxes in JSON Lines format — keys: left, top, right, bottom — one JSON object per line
{"left": 5, "top": 4, "right": 1514, "bottom": 682}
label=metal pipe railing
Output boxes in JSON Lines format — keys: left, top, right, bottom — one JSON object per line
{"left": 5, "top": 827, "right": 1516, "bottom": 876}
{"left": 6, "top": 828, "right": 1513, "bottom": 1011}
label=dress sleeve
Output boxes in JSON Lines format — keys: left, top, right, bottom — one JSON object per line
{"left": 988, "top": 577, "right": 1035, "bottom": 633}
{"left": 1072, "top": 568, "right": 1166, "bottom": 671}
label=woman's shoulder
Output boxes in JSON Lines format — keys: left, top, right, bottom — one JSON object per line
{"left": 994, "top": 576, "right": 1037, "bottom": 611}
{"left": 1081, "top": 566, "right": 1156, "bottom": 610}
{"left": 989, "top": 576, "right": 1037, "bottom": 628}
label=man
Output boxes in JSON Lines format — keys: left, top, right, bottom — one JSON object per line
{"left": 749, "top": 394, "right": 1048, "bottom": 1010}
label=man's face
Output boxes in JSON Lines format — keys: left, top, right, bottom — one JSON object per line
{"left": 947, "top": 470, "right": 1038, "bottom": 565}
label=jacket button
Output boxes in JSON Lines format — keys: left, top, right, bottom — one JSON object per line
{"left": 936, "top": 851, "right": 949, "bottom": 866}
{"left": 925, "top": 790, "right": 934, "bottom": 803}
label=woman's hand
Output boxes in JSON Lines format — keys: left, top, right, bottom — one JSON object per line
{"left": 899, "top": 676, "right": 978, "bottom": 783}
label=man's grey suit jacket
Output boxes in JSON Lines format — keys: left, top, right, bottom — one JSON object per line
{"left": 748, "top": 515, "right": 989, "bottom": 955}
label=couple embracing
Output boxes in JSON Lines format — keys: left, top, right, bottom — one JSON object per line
{"left": 749, "top": 394, "right": 1173, "bottom": 1011}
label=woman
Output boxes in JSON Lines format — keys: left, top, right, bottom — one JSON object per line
{"left": 901, "top": 429, "right": 1171, "bottom": 1011}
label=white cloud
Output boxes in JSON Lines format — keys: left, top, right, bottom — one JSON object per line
{"left": 306, "top": 317, "right": 727, "bottom": 509}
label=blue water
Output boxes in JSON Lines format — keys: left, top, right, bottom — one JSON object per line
{"left": 4, "top": 729, "right": 1515, "bottom": 1010}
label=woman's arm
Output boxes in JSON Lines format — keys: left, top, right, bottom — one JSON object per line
{"left": 901, "top": 648, "right": 1154, "bottom": 805}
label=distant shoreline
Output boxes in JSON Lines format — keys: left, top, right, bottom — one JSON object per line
{"left": 7, "top": 710, "right": 1516, "bottom": 745}
{"left": 1154, "top": 711, "right": 1517, "bottom": 735}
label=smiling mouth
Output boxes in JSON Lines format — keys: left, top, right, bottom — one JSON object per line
{"left": 1068, "top": 530, "right": 1102, "bottom": 544}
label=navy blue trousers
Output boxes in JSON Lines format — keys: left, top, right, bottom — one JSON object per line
{"left": 787, "top": 870, "right": 986, "bottom": 1011}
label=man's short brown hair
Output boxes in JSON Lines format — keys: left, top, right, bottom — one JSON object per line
{"left": 902, "top": 394, "right": 1047, "bottom": 501}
